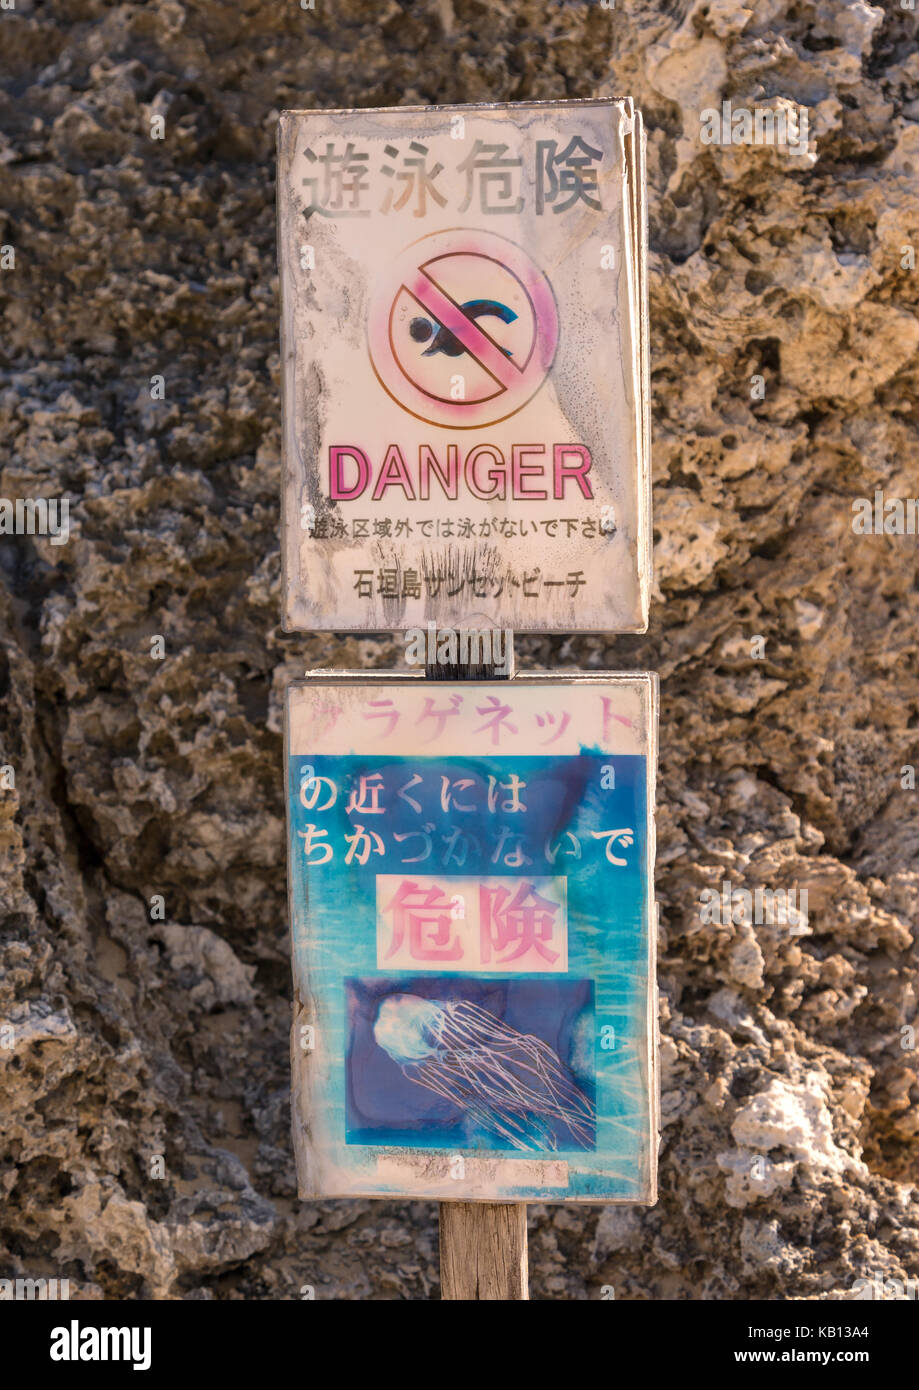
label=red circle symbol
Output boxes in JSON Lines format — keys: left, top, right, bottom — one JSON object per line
{"left": 368, "top": 229, "right": 559, "bottom": 429}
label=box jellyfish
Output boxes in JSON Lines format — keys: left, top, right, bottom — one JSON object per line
{"left": 373, "top": 993, "right": 595, "bottom": 1151}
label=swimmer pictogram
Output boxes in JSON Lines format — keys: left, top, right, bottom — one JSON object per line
{"left": 368, "top": 228, "right": 559, "bottom": 429}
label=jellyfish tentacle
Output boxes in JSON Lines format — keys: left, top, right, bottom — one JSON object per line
{"left": 373, "top": 993, "right": 596, "bottom": 1152}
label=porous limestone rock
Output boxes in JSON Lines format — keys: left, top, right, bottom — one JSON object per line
{"left": 0, "top": 0, "right": 917, "bottom": 1300}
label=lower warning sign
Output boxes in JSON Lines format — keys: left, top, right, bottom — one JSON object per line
{"left": 286, "top": 672, "right": 658, "bottom": 1203}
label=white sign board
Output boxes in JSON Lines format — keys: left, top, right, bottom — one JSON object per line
{"left": 278, "top": 99, "right": 650, "bottom": 633}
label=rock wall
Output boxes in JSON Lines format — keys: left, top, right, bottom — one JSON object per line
{"left": 1, "top": 0, "right": 917, "bottom": 1299}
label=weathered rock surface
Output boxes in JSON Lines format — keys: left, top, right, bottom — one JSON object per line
{"left": 0, "top": 0, "right": 917, "bottom": 1299}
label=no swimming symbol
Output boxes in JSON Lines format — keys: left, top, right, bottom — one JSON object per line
{"left": 368, "top": 229, "right": 559, "bottom": 429}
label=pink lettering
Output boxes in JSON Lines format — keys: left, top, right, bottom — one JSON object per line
{"left": 419, "top": 444, "right": 459, "bottom": 501}
{"left": 511, "top": 444, "right": 547, "bottom": 499}
{"left": 465, "top": 444, "right": 505, "bottom": 500}
{"left": 371, "top": 444, "right": 416, "bottom": 501}
{"left": 553, "top": 444, "right": 593, "bottom": 499}
{"left": 329, "top": 446, "right": 370, "bottom": 501}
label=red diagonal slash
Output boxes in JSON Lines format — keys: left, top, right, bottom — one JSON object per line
{"left": 403, "top": 267, "right": 523, "bottom": 394}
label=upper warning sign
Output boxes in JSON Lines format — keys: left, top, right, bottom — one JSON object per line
{"left": 278, "top": 100, "right": 650, "bottom": 634}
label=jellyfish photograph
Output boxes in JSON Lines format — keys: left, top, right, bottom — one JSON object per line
{"left": 347, "top": 979, "right": 596, "bottom": 1153}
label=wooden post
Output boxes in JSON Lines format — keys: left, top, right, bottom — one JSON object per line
{"left": 425, "top": 630, "right": 528, "bottom": 1301}
{"left": 440, "top": 1202, "right": 528, "bottom": 1300}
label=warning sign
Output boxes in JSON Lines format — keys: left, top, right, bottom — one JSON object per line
{"left": 287, "top": 672, "right": 659, "bottom": 1203}
{"left": 278, "top": 99, "right": 650, "bottom": 634}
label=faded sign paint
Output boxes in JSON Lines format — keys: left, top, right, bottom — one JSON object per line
{"left": 278, "top": 99, "right": 650, "bottom": 633}
{"left": 286, "top": 674, "right": 658, "bottom": 1203}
